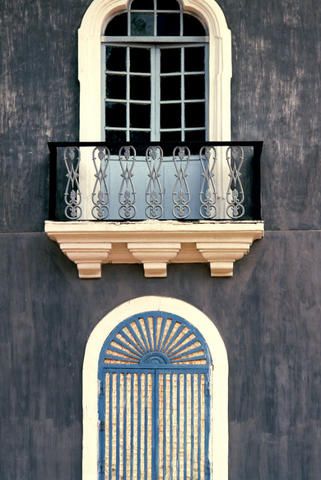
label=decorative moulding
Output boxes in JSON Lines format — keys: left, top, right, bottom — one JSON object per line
{"left": 45, "top": 220, "right": 264, "bottom": 278}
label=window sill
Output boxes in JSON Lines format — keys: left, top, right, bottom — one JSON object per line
{"left": 45, "top": 220, "right": 264, "bottom": 278}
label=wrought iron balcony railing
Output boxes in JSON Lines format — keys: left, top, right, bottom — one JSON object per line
{"left": 48, "top": 141, "right": 262, "bottom": 222}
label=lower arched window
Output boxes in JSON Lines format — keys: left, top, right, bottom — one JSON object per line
{"left": 98, "top": 311, "right": 212, "bottom": 480}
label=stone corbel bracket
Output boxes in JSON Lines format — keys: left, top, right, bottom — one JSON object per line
{"left": 45, "top": 220, "right": 264, "bottom": 278}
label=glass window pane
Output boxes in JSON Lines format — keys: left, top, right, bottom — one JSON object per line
{"left": 131, "top": 0, "right": 155, "bottom": 10}
{"left": 157, "top": 13, "right": 180, "bottom": 35}
{"left": 130, "top": 131, "right": 151, "bottom": 150}
{"left": 157, "top": 0, "right": 180, "bottom": 10}
{"left": 131, "top": 12, "right": 154, "bottom": 35}
{"left": 185, "top": 47, "right": 205, "bottom": 72}
{"left": 105, "top": 102, "right": 127, "bottom": 128}
{"left": 130, "top": 48, "right": 151, "bottom": 73}
{"left": 185, "top": 102, "right": 205, "bottom": 128}
{"left": 130, "top": 104, "right": 151, "bottom": 128}
{"left": 106, "top": 74, "right": 126, "bottom": 99}
{"left": 160, "top": 131, "right": 181, "bottom": 143}
{"left": 161, "top": 48, "right": 181, "bottom": 73}
{"left": 184, "top": 129, "right": 206, "bottom": 142}
{"left": 106, "top": 47, "right": 127, "bottom": 72}
{"left": 105, "top": 13, "right": 128, "bottom": 36}
{"left": 161, "top": 76, "right": 181, "bottom": 100}
{"left": 105, "top": 129, "right": 127, "bottom": 144}
{"left": 183, "top": 13, "right": 206, "bottom": 36}
{"left": 185, "top": 74, "right": 205, "bottom": 100}
{"left": 130, "top": 76, "right": 151, "bottom": 100}
{"left": 161, "top": 104, "right": 181, "bottom": 128}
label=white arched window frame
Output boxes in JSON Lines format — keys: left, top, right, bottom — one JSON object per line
{"left": 82, "top": 296, "right": 229, "bottom": 480}
{"left": 79, "top": 0, "right": 231, "bottom": 142}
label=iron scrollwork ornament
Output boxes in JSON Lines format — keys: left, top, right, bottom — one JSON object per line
{"left": 119, "top": 146, "right": 136, "bottom": 220}
{"left": 145, "top": 146, "right": 163, "bottom": 219}
{"left": 226, "top": 146, "right": 245, "bottom": 219}
{"left": 172, "top": 146, "right": 191, "bottom": 219}
{"left": 199, "top": 146, "right": 217, "bottom": 219}
{"left": 64, "top": 147, "right": 82, "bottom": 220}
{"left": 92, "top": 146, "right": 110, "bottom": 220}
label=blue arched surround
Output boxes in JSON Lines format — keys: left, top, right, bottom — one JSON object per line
{"left": 98, "top": 311, "right": 212, "bottom": 479}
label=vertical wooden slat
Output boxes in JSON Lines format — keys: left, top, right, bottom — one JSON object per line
{"left": 184, "top": 374, "right": 187, "bottom": 480}
{"left": 191, "top": 374, "right": 194, "bottom": 480}
{"left": 130, "top": 375, "right": 134, "bottom": 480}
{"left": 105, "top": 373, "right": 110, "bottom": 480}
{"left": 126, "top": 374, "right": 131, "bottom": 480}
{"left": 197, "top": 375, "right": 201, "bottom": 480}
{"left": 177, "top": 373, "right": 180, "bottom": 480}
{"left": 116, "top": 374, "right": 120, "bottom": 480}
{"left": 158, "top": 374, "right": 164, "bottom": 480}
{"left": 148, "top": 374, "right": 153, "bottom": 480}
{"left": 123, "top": 373, "right": 127, "bottom": 480}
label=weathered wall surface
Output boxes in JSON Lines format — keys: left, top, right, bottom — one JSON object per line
{"left": 0, "top": 232, "right": 321, "bottom": 480}
{"left": 1, "top": 0, "right": 321, "bottom": 479}
{"left": 0, "top": 0, "right": 321, "bottom": 230}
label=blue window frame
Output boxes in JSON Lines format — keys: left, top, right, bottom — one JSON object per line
{"left": 98, "top": 311, "right": 212, "bottom": 479}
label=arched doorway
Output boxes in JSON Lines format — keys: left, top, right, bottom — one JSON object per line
{"left": 98, "top": 311, "right": 211, "bottom": 479}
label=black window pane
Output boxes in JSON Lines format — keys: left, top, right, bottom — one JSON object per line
{"left": 160, "top": 131, "right": 181, "bottom": 143}
{"left": 130, "top": 131, "right": 151, "bottom": 150}
{"left": 131, "top": 0, "right": 155, "bottom": 10}
{"left": 106, "top": 46, "right": 127, "bottom": 71}
{"left": 157, "top": 13, "right": 180, "bottom": 35}
{"left": 105, "top": 129, "right": 127, "bottom": 144}
{"left": 131, "top": 13, "right": 154, "bottom": 35}
{"left": 161, "top": 104, "right": 181, "bottom": 128}
{"left": 105, "top": 102, "right": 127, "bottom": 128}
{"left": 106, "top": 74, "right": 126, "bottom": 99}
{"left": 130, "top": 76, "right": 151, "bottom": 100}
{"left": 105, "top": 13, "right": 128, "bottom": 35}
{"left": 185, "top": 102, "right": 205, "bottom": 128}
{"left": 184, "top": 129, "right": 206, "bottom": 142}
{"left": 183, "top": 13, "right": 206, "bottom": 35}
{"left": 130, "top": 48, "right": 151, "bottom": 73}
{"left": 185, "top": 74, "right": 205, "bottom": 99}
{"left": 161, "top": 76, "right": 181, "bottom": 100}
{"left": 185, "top": 47, "right": 205, "bottom": 72}
{"left": 130, "top": 104, "right": 151, "bottom": 128}
{"left": 161, "top": 48, "right": 181, "bottom": 73}
{"left": 157, "top": 0, "right": 180, "bottom": 10}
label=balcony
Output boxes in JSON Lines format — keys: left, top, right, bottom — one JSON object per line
{"left": 45, "top": 141, "right": 264, "bottom": 278}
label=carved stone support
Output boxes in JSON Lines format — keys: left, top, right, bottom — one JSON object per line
{"left": 196, "top": 242, "right": 249, "bottom": 277}
{"left": 60, "top": 242, "right": 112, "bottom": 278}
{"left": 128, "top": 243, "right": 181, "bottom": 277}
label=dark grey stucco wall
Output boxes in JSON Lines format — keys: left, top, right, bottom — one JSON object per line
{"left": 1, "top": 0, "right": 321, "bottom": 479}
{"left": 1, "top": 232, "right": 321, "bottom": 479}
{"left": 0, "top": 0, "right": 321, "bottom": 230}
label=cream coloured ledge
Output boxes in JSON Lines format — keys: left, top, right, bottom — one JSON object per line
{"left": 45, "top": 220, "right": 264, "bottom": 279}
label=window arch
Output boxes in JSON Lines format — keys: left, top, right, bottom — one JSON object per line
{"left": 78, "top": 0, "right": 232, "bottom": 142}
{"left": 83, "top": 297, "right": 228, "bottom": 480}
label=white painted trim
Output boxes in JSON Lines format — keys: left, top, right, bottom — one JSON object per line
{"left": 83, "top": 296, "right": 228, "bottom": 480}
{"left": 78, "top": 0, "right": 232, "bottom": 141}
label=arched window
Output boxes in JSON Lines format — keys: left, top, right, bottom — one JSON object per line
{"left": 103, "top": 0, "right": 208, "bottom": 143}
{"left": 78, "top": 0, "right": 231, "bottom": 142}
{"left": 98, "top": 311, "right": 211, "bottom": 479}
{"left": 82, "top": 297, "right": 228, "bottom": 480}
